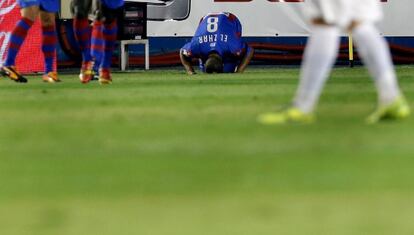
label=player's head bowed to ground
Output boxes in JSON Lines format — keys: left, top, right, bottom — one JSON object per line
{"left": 0, "top": 0, "right": 60, "bottom": 83}
{"left": 180, "top": 12, "right": 254, "bottom": 75}
{"left": 71, "top": 0, "right": 124, "bottom": 85}
{"left": 258, "top": 0, "right": 410, "bottom": 124}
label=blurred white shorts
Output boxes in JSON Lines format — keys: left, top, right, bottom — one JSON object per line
{"left": 304, "top": 0, "right": 383, "bottom": 28}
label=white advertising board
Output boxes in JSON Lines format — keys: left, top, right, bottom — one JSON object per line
{"left": 148, "top": 0, "right": 414, "bottom": 37}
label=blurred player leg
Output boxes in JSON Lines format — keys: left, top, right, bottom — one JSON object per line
{"left": 0, "top": 4, "right": 40, "bottom": 83}
{"left": 293, "top": 25, "right": 340, "bottom": 114}
{"left": 40, "top": 10, "right": 60, "bottom": 83}
{"left": 72, "top": 0, "right": 94, "bottom": 83}
{"left": 259, "top": 0, "right": 409, "bottom": 124}
{"left": 98, "top": 19, "right": 117, "bottom": 84}
{"left": 258, "top": 24, "right": 340, "bottom": 124}
{"left": 353, "top": 23, "right": 399, "bottom": 105}
{"left": 94, "top": 1, "right": 121, "bottom": 85}
{"left": 351, "top": 23, "right": 410, "bottom": 123}
{"left": 91, "top": 20, "right": 104, "bottom": 80}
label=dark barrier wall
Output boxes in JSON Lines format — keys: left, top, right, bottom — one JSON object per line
{"left": 57, "top": 20, "right": 414, "bottom": 69}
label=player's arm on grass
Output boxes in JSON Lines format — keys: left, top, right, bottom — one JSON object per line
{"left": 180, "top": 49, "right": 196, "bottom": 75}
{"left": 236, "top": 45, "right": 254, "bottom": 73}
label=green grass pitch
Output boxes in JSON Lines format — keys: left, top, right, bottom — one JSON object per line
{"left": 1, "top": 66, "right": 414, "bottom": 235}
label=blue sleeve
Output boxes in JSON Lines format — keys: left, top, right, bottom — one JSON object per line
{"left": 234, "top": 18, "right": 242, "bottom": 37}
{"left": 226, "top": 16, "right": 244, "bottom": 56}
{"left": 245, "top": 44, "right": 252, "bottom": 57}
{"left": 228, "top": 40, "right": 245, "bottom": 57}
{"left": 181, "top": 42, "right": 192, "bottom": 55}
{"left": 181, "top": 41, "right": 201, "bottom": 58}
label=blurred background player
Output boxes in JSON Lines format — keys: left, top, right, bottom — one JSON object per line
{"left": 180, "top": 12, "right": 254, "bottom": 75}
{"left": 0, "top": 0, "right": 60, "bottom": 83}
{"left": 71, "top": 0, "right": 124, "bottom": 84}
{"left": 258, "top": 0, "right": 410, "bottom": 124}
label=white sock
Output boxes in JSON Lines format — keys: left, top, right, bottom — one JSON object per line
{"left": 352, "top": 23, "right": 401, "bottom": 105}
{"left": 293, "top": 25, "right": 341, "bottom": 113}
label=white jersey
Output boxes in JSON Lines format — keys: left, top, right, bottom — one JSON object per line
{"left": 304, "top": 0, "right": 383, "bottom": 28}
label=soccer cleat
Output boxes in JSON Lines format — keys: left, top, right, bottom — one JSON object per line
{"left": 92, "top": 63, "right": 100, "bottom": 81}
{"left": 42, "top": 72, "right": 61, "bottom": 83}
{"left": 0, "top": 66, "right": 28, "bottom": 83}
{"left": 98, "top": 68, "right": 112, "bottom": 85}
{"left": 258, "top": 107, "right": 315, "bottom": 125}
{"left": 366, "top": 96, "right": 411, "bottom": 124}
{"left": 92, "top": 73, "right": 99, "bottom": 81}
{"left": 79, "top": 61, "right": 94, "bottom": 84}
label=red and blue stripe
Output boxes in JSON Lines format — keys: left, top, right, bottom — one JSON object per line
{"left": 101, "top": 20, "right": 118, "bottom": 69}
{"left": 42, "top": 25, "right": 57, "bottom": 73}
{"left": 73, "top": 18, "right": 92, "bottom": 62}
{"left": 4, "top": 18, "right": 34, "bottom": 67}
{"left": 91, "top": 20, "right": 104, "bottom": 67}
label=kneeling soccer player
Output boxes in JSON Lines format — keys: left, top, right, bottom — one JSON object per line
{"left": 0, "top": 0, "right": 60, "bottom": 83}
{"left": 180, "top": 12, "right": 254, "bottom": 75}
{"left": 258, "top": 0, "right": 410, "bottom": 124}
{"left": 71, "top": 0, "right": 124, "bottom": 84}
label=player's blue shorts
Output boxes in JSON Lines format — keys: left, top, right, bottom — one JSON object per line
{"left": 17, "top": 0, "right": 59, "bottom": 13}
{"left": 101, "top": 0, "right": 124, "bottom": 9}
